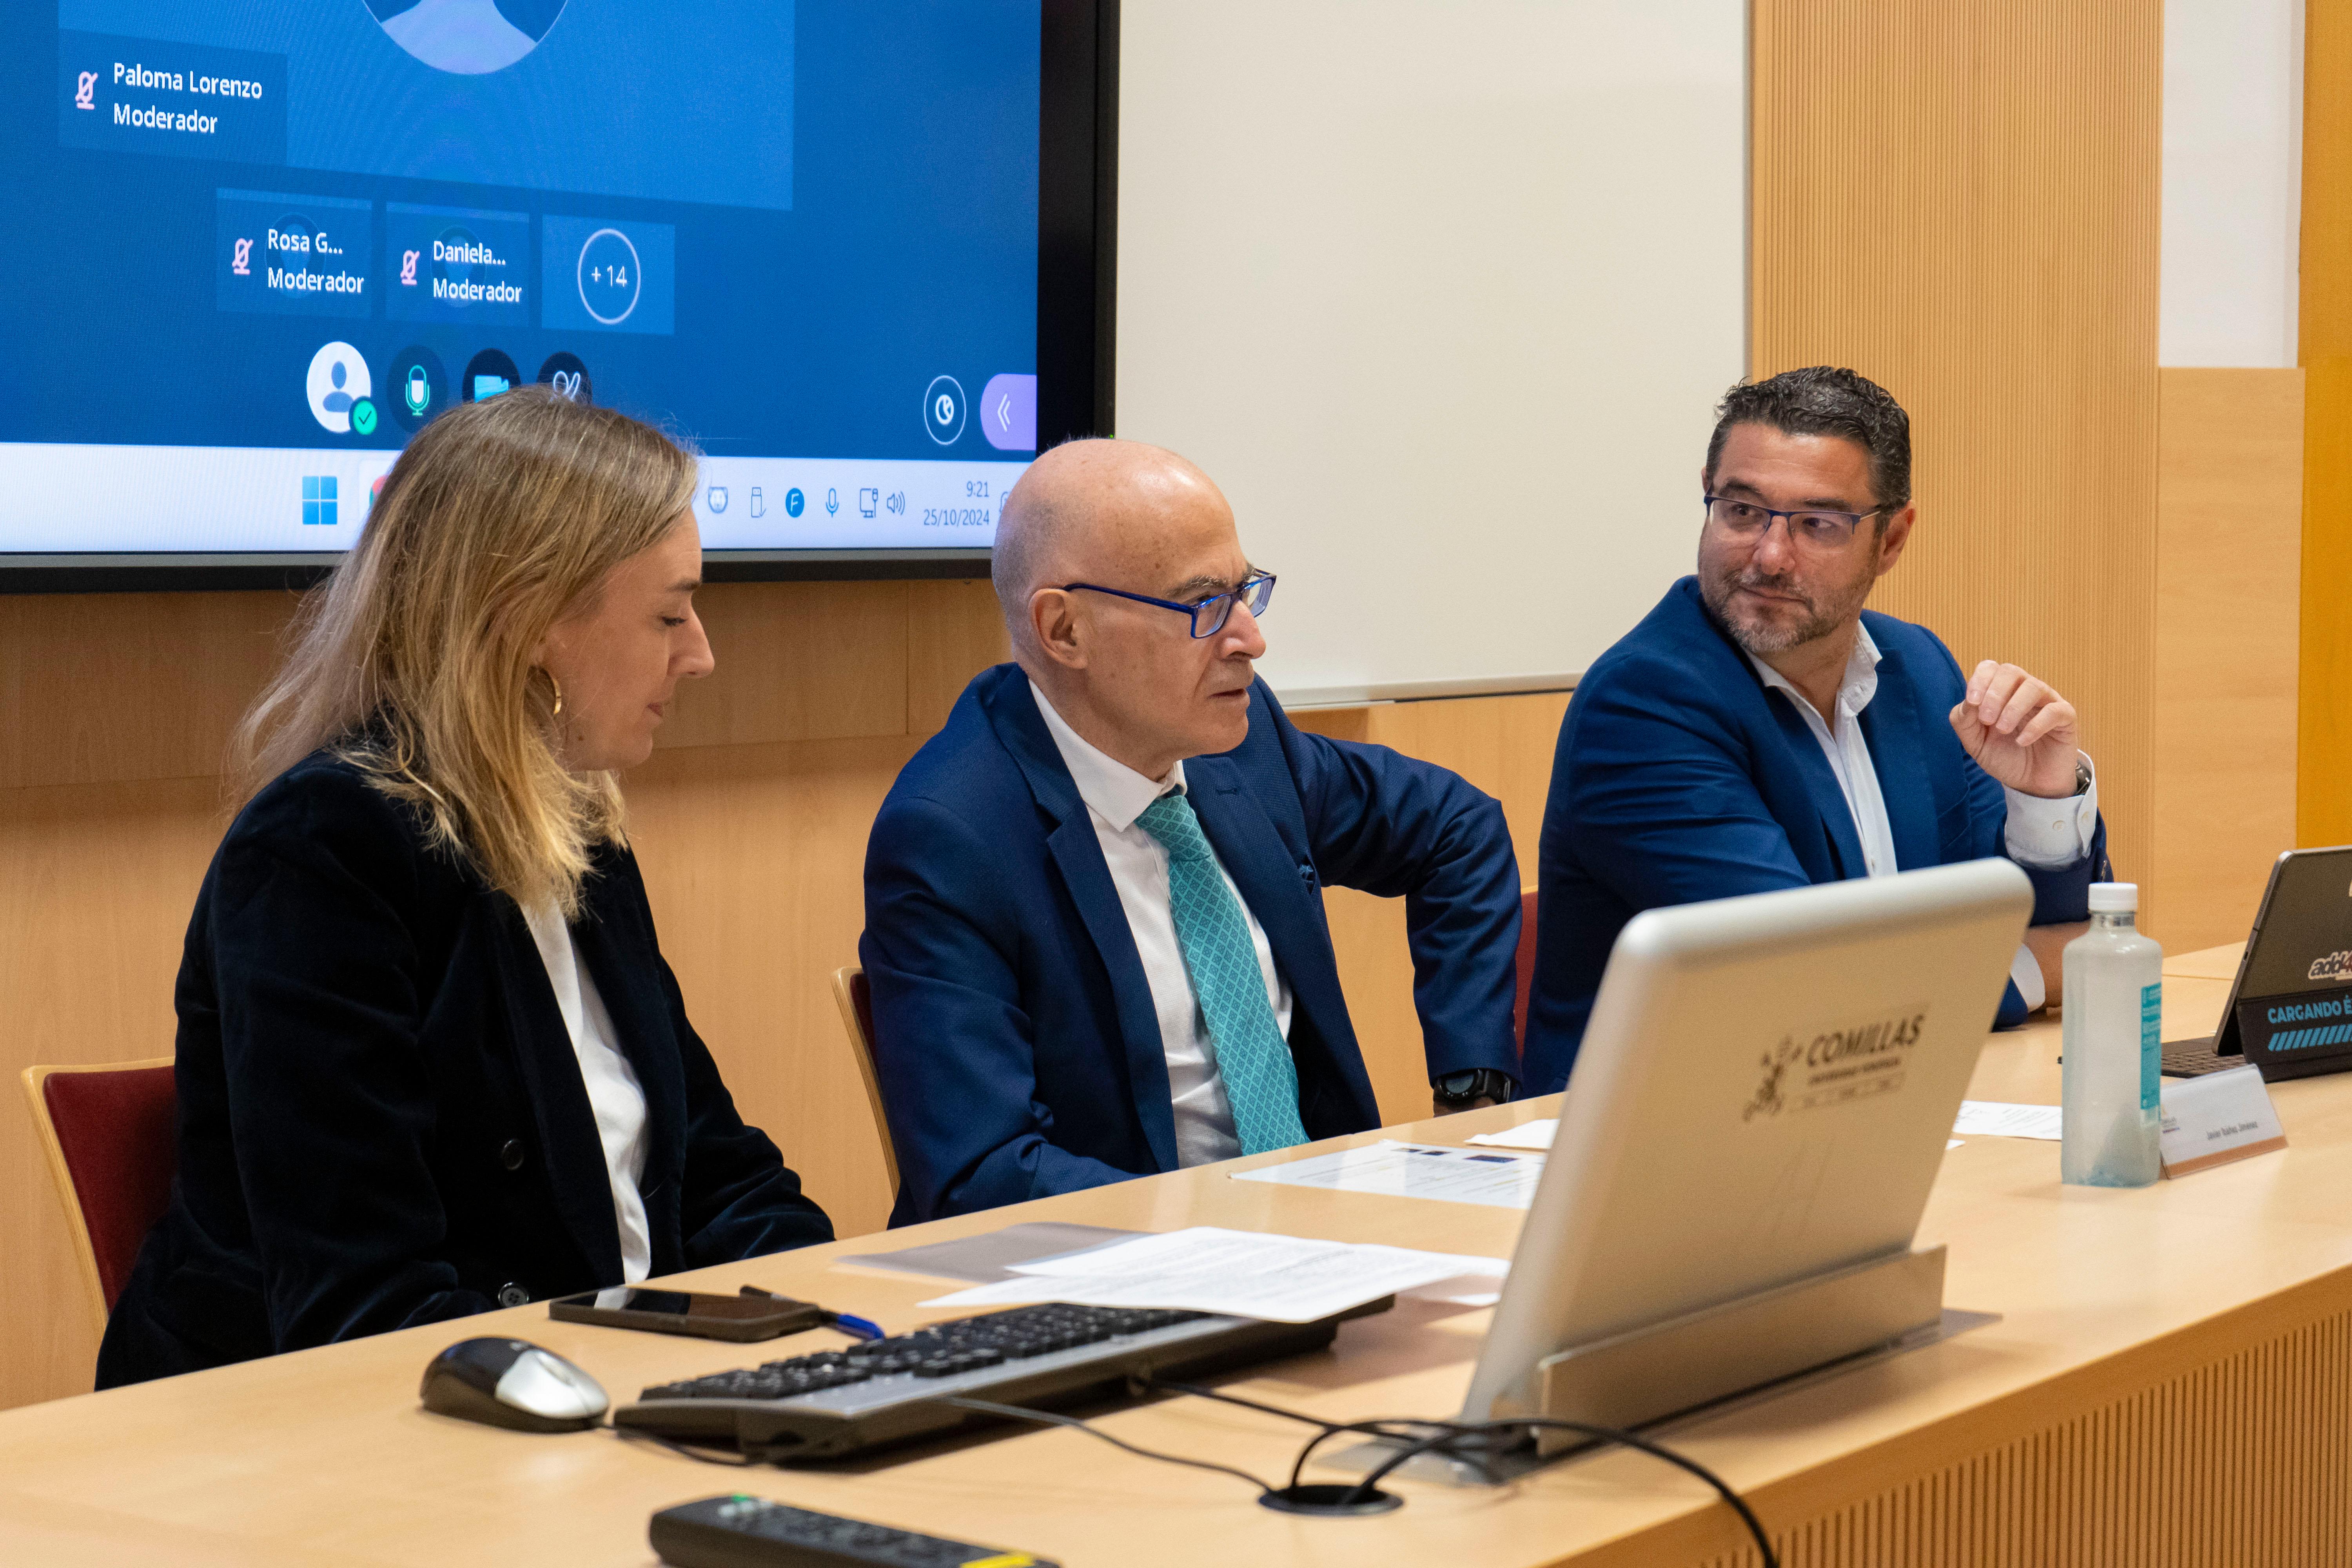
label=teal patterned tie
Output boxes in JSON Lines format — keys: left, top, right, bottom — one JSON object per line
{"left": 1134, "top": 790, "right": 1309, "bottom": 1156}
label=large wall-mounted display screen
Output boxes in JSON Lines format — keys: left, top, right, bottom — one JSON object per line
{"left": 2, "top": 2, "right": 1103, "bottom": 584}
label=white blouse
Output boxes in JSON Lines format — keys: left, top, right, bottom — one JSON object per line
{"left": 521, "top": 899, "right": 653, "bottom": 1282}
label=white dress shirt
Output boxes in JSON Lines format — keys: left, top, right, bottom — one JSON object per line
{"left": 1745, "top": 624, "right": 2099, "bottom": 1011}
{"left": 521, "top": 898, "right": 653, "bottom": 1281}
{"left": 1030, "top": 681, "right": 1292, "bottom": 1167}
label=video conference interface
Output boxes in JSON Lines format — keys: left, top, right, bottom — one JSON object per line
{"left": 6, "top": 2, "right": 1040, "bottom": 555}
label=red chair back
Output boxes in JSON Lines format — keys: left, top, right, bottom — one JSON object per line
{"left": 849, "top": 970, "right": 877, "bottom": 1053}
{"left": 1512, "top": 888, "right": 1539, "bottom": 1057}
{"left": 23, "top": 1059, "right": 177, "bottom": 1328}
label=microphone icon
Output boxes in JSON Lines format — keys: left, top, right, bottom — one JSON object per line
{"left": 826, "top": 488, "right": 839, "bottom": 517}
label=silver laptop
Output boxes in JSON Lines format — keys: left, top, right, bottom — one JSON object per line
{"left": 1460, "top": 859, "right": 2031, "bottom": 1428}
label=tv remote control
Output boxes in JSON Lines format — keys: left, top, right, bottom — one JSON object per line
{"left": 650, "top": 1494, "right": 1056, "bottom": 1568}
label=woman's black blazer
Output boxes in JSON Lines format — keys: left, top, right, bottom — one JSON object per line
{"left": 97, "top": 750, "right": 833, "bottom": 1387}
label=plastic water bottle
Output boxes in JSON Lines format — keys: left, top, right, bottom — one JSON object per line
{"left": 2060, "top": 882, "right": 2163, "bottom": 1187}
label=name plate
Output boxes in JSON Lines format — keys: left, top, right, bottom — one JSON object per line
{"left": 2158, "top": 1065, "right": 2287, "bottom": 1178}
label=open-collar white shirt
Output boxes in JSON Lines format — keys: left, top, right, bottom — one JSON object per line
{"left": 1746, "top": 624, "right": 2099, "bottom": 1011}
{"left": 1029, "top": 680, "right": 1291, "bottom": 1168}
{"left": 520, "top": 899, "right": 652, "bottom": 1282}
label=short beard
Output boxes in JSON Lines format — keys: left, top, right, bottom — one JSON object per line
{"left": 1700, "top": 548, "right": 1878, "bottom": 658}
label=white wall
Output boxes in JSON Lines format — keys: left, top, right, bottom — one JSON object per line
{"left": 2161, "top": 0, "right": 2303, "bottom": 368}
{"left": 1114, "top": 1, "right": 1747, "bottom": 702}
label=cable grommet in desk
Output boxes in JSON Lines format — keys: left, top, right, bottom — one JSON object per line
{"left": 1257, "top": 1484, "right": 1403, "bottom": 1517}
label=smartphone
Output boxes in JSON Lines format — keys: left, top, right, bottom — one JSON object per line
{"left": 547, "top": 1286, "right": 826, "bottom": 1342}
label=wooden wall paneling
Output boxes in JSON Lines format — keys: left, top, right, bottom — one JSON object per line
{"left": 2152, "top": 368, "right": 2305, "bottom": 954}
{"left": 0, "top": 592, "right": 292, "bottom": 791}
{"left": 0, "top": 776, "right": 240, "bottom": 1414}
{"left": 626, "top": 733, "right": 928, "bottom": 1242}
{"left": 1392, "top": 690, "right": 1573, "bottom": 858}
{"left": 627, "top": 578, "right": 1000, "bottom": 1241}
{"left": 905, "top": 579, "right": 1012, "bottom": 735}
{"left": 1751, "top": 0, "right": 2163, "bottom": 915}
{"left": 1292, "top": 692, "right": 1568, "bottom": 1122}
{"left": 651, "top": 581, "right": 911, "bottom": 750}
{"left": 2303, "top": 0, "right": 2352, "bottom": 846}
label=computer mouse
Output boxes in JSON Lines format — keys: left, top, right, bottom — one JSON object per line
{"left": 419, "top": 1337, "right": 609, "bottom": 1433}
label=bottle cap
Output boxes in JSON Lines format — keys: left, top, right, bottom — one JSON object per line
{"left": 2087, "top": 882, "right": 2138, "bottom": 912}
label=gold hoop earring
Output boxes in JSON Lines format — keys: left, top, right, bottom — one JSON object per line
{"left": 547, "top": 673, "right": 564, "bottom": 719}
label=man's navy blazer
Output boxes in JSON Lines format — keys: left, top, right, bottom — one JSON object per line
{"left": 860, "top": 664, "right": 1522, "bottom": 1225}
{"left": 1523, "top": 578, "right": 2109, "bottom": 1093}
{"left": 97, "top": 751, "right": 832, "bottom": 1388}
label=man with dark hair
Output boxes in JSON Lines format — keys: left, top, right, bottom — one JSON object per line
{"left": 1522, "top": 366, "right": 2108, "bottom": 1093}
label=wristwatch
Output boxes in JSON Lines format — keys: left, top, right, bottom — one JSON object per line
{"left": 1432, "top": 1067, "right": 1516, "bottom": 1110}
{"left": 2073, "top": 755, "right": 2094, "bottom": 796}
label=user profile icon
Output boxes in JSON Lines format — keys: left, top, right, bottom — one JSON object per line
{"left": 462, "top": 348, "right": 522, "bottom": 404}
{"left": 306, "top": 342, "right": 373, "bottom": 434}
{"left": 387, "top": 345, "right": 448, "bottom": 432}
{"left": 364, "top": 0, "right": 566, "bottom": 77}
{"left": 535, "top": 352, "right": 592, "bottom": 405}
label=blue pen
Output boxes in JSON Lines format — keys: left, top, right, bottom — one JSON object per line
{"left": 738, "top": 1284, "right": 885, "bottom": 1341}
{"left": 825, "top": 1312, "right": 886, "bottom": 1343}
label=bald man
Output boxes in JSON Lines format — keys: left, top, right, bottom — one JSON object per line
{"left": 860, "top": 440, "right": 1523, "bottom": 1223}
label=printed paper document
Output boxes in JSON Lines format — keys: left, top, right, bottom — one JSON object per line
{"left": 917, "top": 1226, "right": 1509, "bottom": 1323}
{"left": 1466, "top": 1118, "right": 1557, "bottom": 1151}
{"left": 1230, "top": 1139, "right": 1544, "bottom": 1209}
{"left": 1953, "top": 1100, "right": 2063, "bottom": 1141}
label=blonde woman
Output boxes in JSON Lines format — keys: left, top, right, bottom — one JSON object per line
{"left": 98, "top": 388, "right": 831, "bottom": 1387}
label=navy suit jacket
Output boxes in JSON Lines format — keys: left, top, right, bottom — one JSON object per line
{"left": 861, "top": 664, "right": 1522, "bottom": 1225}
{"left": 1524, "top": 578, "right": 2109, "bottom": 1093}
{"left": 97, "top": 751, "right": 831, "bottom": 1388}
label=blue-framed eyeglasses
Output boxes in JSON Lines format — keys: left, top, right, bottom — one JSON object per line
{"left": 1703, "top": 494, "right": 1887, "bottom": 551}
{"left": 1062, "top": 571, "right": 1277, "bottom": 638}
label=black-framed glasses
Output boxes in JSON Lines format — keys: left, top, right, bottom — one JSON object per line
{"left": 1062, "top": 571, "right": 1277, "bottom": 638}
{"left": 1703, "top": 494, "right": 1887, "bottom": 552}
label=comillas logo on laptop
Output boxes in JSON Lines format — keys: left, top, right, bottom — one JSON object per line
{"left": 1744, "top": 1006, "right": 1928, "bottom": 1120}
{"left": 2308, "top": 950, "right": 2352, "bottom": 982}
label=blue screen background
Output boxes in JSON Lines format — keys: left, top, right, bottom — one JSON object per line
{"left": 6, "top": 2, "right": 1038, "bottom": 466}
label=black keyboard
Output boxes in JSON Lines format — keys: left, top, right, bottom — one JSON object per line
{"left": 2162, "top": 1034, "right": 2245, "bottom": 1078}
{"left": 615, "top": 1300, "right": 1379, "bottom": 1463}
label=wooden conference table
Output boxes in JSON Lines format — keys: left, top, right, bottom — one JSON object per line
{"left": 4, "top": 944, "right": 2350, "bottom": 1566}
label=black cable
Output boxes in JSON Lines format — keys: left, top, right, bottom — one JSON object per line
{"left": 938, "top": 1396, "right": 1278, "bottom": 1498}
{"left": 1145, "top": 1378, "right": 1498, "bottom": 1490}
{"left": 1151, "top": 1378, "right": 1772, "bottom": 1564}
{"left": 630, "top": 1374, "right": 1771, "bottom": 1561}
{"left": 1144, "top": 1376, "right": 1347, "bottom": 1431}
{"left": 609, "top": 1421, "right": 759, "bottom": 1467}
{"left": 1515, "top": 1419, "right": 1775, "bottom": 1567}
{"left": 1343, "top": 1417, "right": 1776, "bottom": 1568}
{"left": 1143, "top": 1379, "right": 1464, "bottom": 1452}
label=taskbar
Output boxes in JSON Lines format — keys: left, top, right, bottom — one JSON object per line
{"left": 0, "top": 442, "right": 1026, "bottom": 558}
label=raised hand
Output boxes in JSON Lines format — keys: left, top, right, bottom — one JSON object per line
{"left": 1949, "top": 660, "right": 2080, "bottom": 799}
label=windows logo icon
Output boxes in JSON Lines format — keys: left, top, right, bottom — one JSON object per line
{"left": 302, "top": 475, "right": 339, "bottom": 527}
